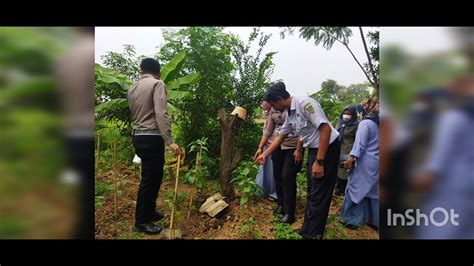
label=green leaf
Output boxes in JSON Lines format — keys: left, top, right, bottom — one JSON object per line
{"left": 240, "top": 224, "right": 249, "bottom": 235}
{"left": 166, "top": 73, "right": 202, "bottom": 90}
{"left": 0, "top": 77, "right": 55, "bottom": 102}
{"left": 167, "top": 102, "right": 180, "bottom": 116}
{"left": 95, "top": 98, "right": 128, "bottom": 113}
{"left": 96, "top": 65, "right": 132, "bottom": 93}
{"left": 97, "top": 73, "right": 122, "bottom": 85}
{"left": 240, "top": 197, "right": 248, "bottom": 205}
{"left": 161, "top": 51, "right": 186, "bottom": 83}
{"left": 252, "top": 230, "right": 262, "bottom": 239}
{"left": 326, "top": 214, "right": 336, "bottom": 225}
{"left": 327, "top": 229, "right": 334, "bottom": 240}
{"left": 168, "top": 90, "right": 191, "bottom": 100}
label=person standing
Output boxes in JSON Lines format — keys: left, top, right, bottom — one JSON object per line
{"left": 334, "top": 106, "right": 359, "bottom": 196}
{"left": 127, "top": 58, "right": 180, "bottom": 235}
{"left": 255, "top": 101, "right": 303, "bottom": 224}
{"left": 256, "top": 82, "right": 340, "bottom": 239}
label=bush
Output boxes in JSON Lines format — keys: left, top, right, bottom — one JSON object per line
{"left": 232, "top": 161, "right": 262, "bottom": 205}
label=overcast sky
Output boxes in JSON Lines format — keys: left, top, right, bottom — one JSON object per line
{"left": 381, "top": 27, "right": 457, "bottom": 56}
{"left": 95, "top": 27, "right": 455, "bottom": 97}
{"left": 95, "top": 27, "right": 379, "bottom": 97}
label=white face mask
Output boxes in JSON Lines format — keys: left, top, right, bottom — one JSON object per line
{"left": 342, "top": 114, "right": 352, "bottom": 121}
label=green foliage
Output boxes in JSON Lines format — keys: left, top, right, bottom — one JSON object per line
{"left": 0, "top": 216, "right": 30, "bottom": 239}
{"left": 183, "top": 138, "right": 210, "bottom": 189}
{"left": 95, "top": 181, "right": 114, "bottom": 209}
{"left": 95, "top": 46, "right": 201, "bottom": 135}
{"left": 119, "top": 231, "right": 145, "bottom": 240}
{"left": 0, "top": 28, "right": 70, "bottom": 183}
{"left": 96, "top": 119, "right": 135, "bottom": 168}
{"left": 100, "top": 44, "right": 144, "bottom": 81}
{"left": 309, "top": 79, "right": 372, "bottom": 124}
{"left": 239, "top": 217, "right": 261, "bottom": 239}
{"left": 1, "top": 109, "right": 64, "bottom": 182}
{"left": 161, "top": 51, "right": 186, "bottom": 83}
{"left": 337, "top": 83, "right": 373, "bottom": 105}
{"left": 296, "top": 172, "right": 307, "bottom": 200}
{"left": 281, "top": 27, "right": 353, "bottom": 49}
{"left": 0, "top": 27, "right": 69, "bottom": 75}
{"left": 0, "top": 28, "right": 77, "bottom": 239}
{"left": 232, "top": 161, "right": 262, "bottom": 205}
{"left": 164, "top": 189, "right": 188, "bottom": 224}
{"left": 310, "top": 85, "right": 344, "bottom": 124}
{"left": 94, "top": 98, "right": 128, "bottom": 113}
{"left": 0, "top": 77, "right": 57, "bottom": 109}
{"left": 325, "top": 214, "right": 347, "bottom": 240}
{"left": 188, "top": 137, "right": 209, "bottom": 154}
{"left": 363, "top": 29, "right": 380, "bottom": 90}
{"left": 117, "top": 221, "right": 145, "bottom": 239}
{"left": 94, "top": 64, "right": 134, "bottom": 134}
{"left": 273, "top": 222, "right": 302, "bottom": 240}
{"left": 381, "top": 45, "right": 466, "bottom": 117}
{"left": 159, "top": 27, "right": 275, "bottom": 161}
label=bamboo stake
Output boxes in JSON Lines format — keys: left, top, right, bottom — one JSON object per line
{"left": 113, "top": 140, "right": 118, "bottom": 216}
{"left": 170, "top": 153, "right": 181, "bottom": 239}
{"left": 95, "top": 133, "right": 100, "bottom": 175}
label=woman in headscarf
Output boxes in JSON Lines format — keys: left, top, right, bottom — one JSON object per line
{"left": 254, "top": 101, "right": 278, "bottom": 200}
{"left": 334, "top": 105, "right": 359, "bottom": 196}
{"left": 414, "top": 75, "right": 474, "bottom": 239}
{"left": 340, "top": 97, "right": 379, "bottom": 230}
{"left": 254, "top": 101, "right": 303, "bottom": 224}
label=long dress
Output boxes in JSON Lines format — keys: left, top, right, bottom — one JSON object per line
{"left": 340, "top": 119, "right": 379, "bottom": 226}
{"left": 255, "top": 119, "right": 277, "bottom": 200}
{"left": 416, "top": 109, "right": 474, "bottom": 239}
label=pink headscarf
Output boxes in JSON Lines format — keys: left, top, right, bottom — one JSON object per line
{"left": 260, "top": 101, "right": 271, "bottom": 111}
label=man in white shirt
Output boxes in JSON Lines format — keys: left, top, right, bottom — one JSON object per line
{"left": 256, "top": 82, "right": 340, "bottom": 239}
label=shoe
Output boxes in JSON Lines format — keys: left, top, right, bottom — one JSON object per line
{"left": 133, "top": 223, "right": 162, "bottom": 235}
{"left": 273, "top": 205, "right": 284, "bottom": 216}
{"left": 339, "top": 220, "right": 358, "bottom": 230}
{"left": 151, "top": 211, "right": 164, "bottom": 222}
{"left": 267, "top": 196, "right": 278, "bottom": 203}
{"left": 280, "top": 214, "right": 295, "bottom": 224}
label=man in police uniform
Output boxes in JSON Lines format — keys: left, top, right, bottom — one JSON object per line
{"left": 256, "top": 82, "right": 340, "bottom": 239}
{"left": 128, "top": 58, "right": 180, "bottom": 235}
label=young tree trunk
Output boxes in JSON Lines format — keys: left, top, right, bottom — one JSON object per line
{"left": 217, "top": 109, "right": 244, "bottom": 199}
{"left": 359, "top": 27, "right": 379, "bottom": 96}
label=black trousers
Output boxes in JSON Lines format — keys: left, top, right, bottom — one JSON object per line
{"left": 271, "top": 147, "right": 304, "bottom": 218}
{"left": 65, "top": 137, "right": 94, "bottom": 239}
{"left": 132, "top": 135, "right": 165, "bottom": 225}
{"left": 335, "top": 177, "right": 348, "bottom": 194}
{"left": 300, "top": 139, "right": 340, "bottom": 239}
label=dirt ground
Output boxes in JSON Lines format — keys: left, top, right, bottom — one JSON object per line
{"left": 95, "top": 164, "right": 379, "bottom": 240}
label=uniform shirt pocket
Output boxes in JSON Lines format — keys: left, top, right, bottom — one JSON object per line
{"left": 296, "top": 116, "right": 307, "bottom": 132}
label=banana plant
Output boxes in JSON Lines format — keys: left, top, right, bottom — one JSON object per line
{"left": 95, "top": 51, "right": 201, "bottom": 117}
